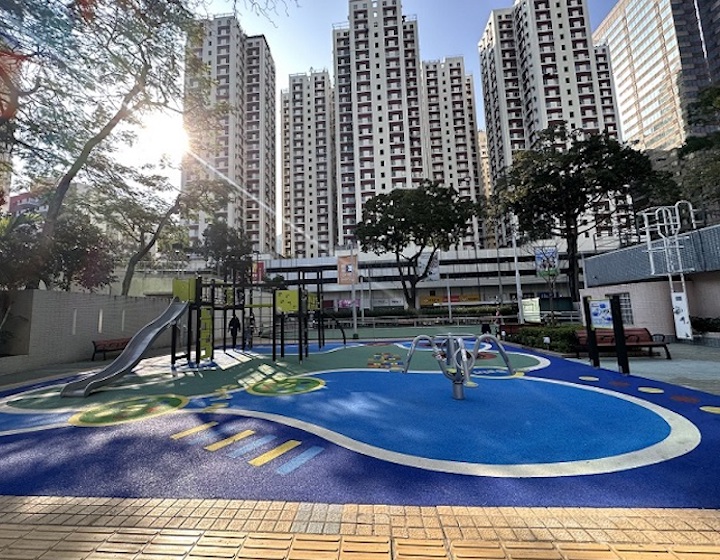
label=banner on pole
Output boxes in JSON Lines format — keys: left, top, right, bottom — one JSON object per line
{"left": 337, "top": 255, "right": 358, "bottom": 285}
{"left": 534, "top": 246, "right": 559, "bottom": 278}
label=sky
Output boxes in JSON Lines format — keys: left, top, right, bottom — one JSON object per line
{"left": 226, "top": 0, "right": 620, "bottom": 128}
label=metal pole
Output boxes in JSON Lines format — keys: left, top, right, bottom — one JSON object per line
{"left": 512, "top": 218, "right": 524, "bottom": 323}
{"left": 351, "top": 242, "right": 358, "bottom": 338}
{"left": 446, "top": 271, "right": 453, "bottom": 323}
{"left": 495, "top": 223, "right": 504, "bottom": 302}
{"left": 360, "top": 275, "right": 365, "bottom": 324}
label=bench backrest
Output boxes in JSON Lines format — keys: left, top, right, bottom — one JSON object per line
{"left": 576, "top": 329, "right": 614, "bottom": 344}
{"left": 622, "top": 327, "right": 653, "bottom": 343}
{"left": 576, "top": 327, "right": 653, "bottom": 345}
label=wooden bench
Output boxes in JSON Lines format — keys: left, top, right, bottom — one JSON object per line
{"left": 92, "top": 337, "right": 131, "bottom": 361}
{"left": 575, "top": 328, "right": 671, "bottom": 359}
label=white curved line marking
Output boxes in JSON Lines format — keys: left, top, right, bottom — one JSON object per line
{"left": 193, "top": 375, "right": 701, "bottom": 478}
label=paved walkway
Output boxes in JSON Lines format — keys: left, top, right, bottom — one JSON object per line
{"left": 2, "top": 341, "right": 720, "bottom": 560}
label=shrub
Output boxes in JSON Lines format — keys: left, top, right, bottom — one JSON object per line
{"left": 510, "top": 325, "right": 582, "bottom": 354}
{"left": 691, "top": 316, "right": 720, "bottom": 333}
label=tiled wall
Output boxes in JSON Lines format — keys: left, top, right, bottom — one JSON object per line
{"left": 0, "top": 291, "right": 174, "bottom": 380}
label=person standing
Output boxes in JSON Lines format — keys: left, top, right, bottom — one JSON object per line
{"left": 228, "top": 314, "right": 241, "bottom": 348}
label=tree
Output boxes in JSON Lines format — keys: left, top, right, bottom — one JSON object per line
{"left": 200, "top": 220, "right": 254, "bottom": 282}
{"left": 497, "top": 126, "right": 677, "bottom": 302}
{"left": 688, "top": 84, "right": 720, "bottom": 127}
{"left": 678, "top": 85, "right": 720, "bottom": 223}
{"left": 0, "top": 212, "right": 42, "bottom": 290}
{"left": 43, "top": 210, "right": 117, "bottom": 291}
{"left": 354, "top": 180, "right": 476, "bottom": 309}
{"left": 676, "top": 147, "right": 720, "bottom": 223}
{"left": 0, "top": 208, "right": 115, "bottom": 291}
{"left": 0, "top": 0, "right": 291, "bottom": 288}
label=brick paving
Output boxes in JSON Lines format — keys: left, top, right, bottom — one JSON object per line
{"left": 2, "top": 496, "right": 720, "bottom": 559}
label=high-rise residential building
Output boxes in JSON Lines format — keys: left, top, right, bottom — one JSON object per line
{"left": 477, "top": 130, "right": 496, "bottom": 247}
{"left": 281, "top": 71, "right": 335, "bottom": 258}
{"left": 182, "top": 15, "right": 276, "bottom": 255}
{"left": 245, "top": 36, "right": 277, "bottom": 255}
{"left": 332, "top": 0, "right": 423, "bottom": 247}
{"left": 479, "top": 0, "right": 622, "bottom": 247}
{"left": 479, "top": 0, "right": 619, "bottom": 187}
{"left": 422, "top": 57, "right": 484, "bottom": 249}
{"left": 594, "top": 0, "right": 716, "bottom": 155}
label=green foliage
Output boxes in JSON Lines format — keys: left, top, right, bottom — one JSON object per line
{"left": 0, "top": 212, "right": 43, "bottom": 290}
{"left": 43, "top": 211, "right": 117, "bottom": 291}
{"left": 687, "top": 85, "right": 720, "bottom": 127}
{"left": 690, "top": 317, "right": 720, "bottom": 333}
{"left": 498, "top": 125, "right": 676, "bottom": 301}
{"left": 509, "top": 325, "right": 582, "bottom": 354}
{"left": 200, "top": 221, "right": 254, "bottom": 282}
{"left": 354, "top": 180, "right": 478, "bottom": 309}
{"left": 0, "top": 209, "right": 116, "bottom": 291}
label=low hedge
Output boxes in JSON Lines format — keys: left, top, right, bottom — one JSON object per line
{"left": 691, "top": 316, "right": 720, "bottom": 333}
{"left": 325, "top": 305, "right": 517, "bottom": 320}
{"left": 508, "top": 324, "right": 582, "bottom": 354}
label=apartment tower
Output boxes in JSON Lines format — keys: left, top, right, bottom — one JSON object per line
{"left": 281, "top": 71, "right": 335, "bottom": 258}
{"left": 332, "top": 0, "right": 423, "bottom": 247}
{"left": 422, "top": 57, "right": 484, "bottom": 249}
{"left": 182, "top": 15, "right": 276, "bottom": 254}
{"left": 594, "top": 0, "right": 716, "bottom": 155}
{"left": 479, "top": 0, "right": 621, "bottom": 246}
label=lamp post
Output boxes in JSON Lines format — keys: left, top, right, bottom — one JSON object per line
{"left": 495, "top": 221, "right": 504, "bottom": 303}
{"left": 511, "top": 215, "right": 524, "bottom": 324}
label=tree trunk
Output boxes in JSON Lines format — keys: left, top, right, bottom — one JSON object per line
{"left": 121, "top": 257, "right": 139, "bottom": 296}
{"left": 121, "top": 198, "right": 182, "bottom": 296}
{"left": 565, "top": 220, "right": 581, "bottom": 302}
{"left": 395, "top": 252, "right": 415, "bottom": 309}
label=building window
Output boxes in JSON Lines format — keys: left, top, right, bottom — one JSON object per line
{"left": 604, "top": 292, "right": 633, "bottom": 325}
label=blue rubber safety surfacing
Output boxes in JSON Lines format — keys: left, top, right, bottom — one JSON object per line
{"left": 1, "top": 349, "right": 720, "bottom": 507}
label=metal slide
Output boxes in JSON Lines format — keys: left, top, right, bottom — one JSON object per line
{"left": 60, "top": 299, "right": 189, "bottom": 398}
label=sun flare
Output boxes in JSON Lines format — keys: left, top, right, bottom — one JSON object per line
{"left": 134, "top": 112, "right": 189, "bottom": 166}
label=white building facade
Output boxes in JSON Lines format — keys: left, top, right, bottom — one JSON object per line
{"left": 422, "top": 57, "right": 484, "bottom": 249}
{"left": 479, "top": 0, "right": 622, "bottom": 250}
{"left": 281, "top": 71, "right": 335, "bottom": 259}
{"left": 182, "top": 15, "right": 276, "bottom": 254}
{"left": 332, "top": 0, "right": 424, "bottom": 247}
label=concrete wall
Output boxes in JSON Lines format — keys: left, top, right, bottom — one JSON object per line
{"left": 690, "top": 271, "right": 720, "bottom": 317}
{"left": 580, "top": 280, "right": 676, "bottom": 338}
{"left": 0, "top": 291, "right": 174, "bottom": 381}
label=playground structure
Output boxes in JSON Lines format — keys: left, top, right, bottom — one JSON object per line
{"left": 171, "top": 272, "right": 346, "bottom": 366}
{"left": 403, "top": 333, "right": 515, "bottom": 400}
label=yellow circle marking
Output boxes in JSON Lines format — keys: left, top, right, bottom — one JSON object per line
{"left": 579, "top": 376, "right": 599, "bottom": 382}
{"left": 69, "top": 395, "right": 188, "bottom": 427}
{"left": 638, "top": 387, "right": 664, "bottom": 394}
{"left": 700, "top": 406, "right": 720, "bottom": 414}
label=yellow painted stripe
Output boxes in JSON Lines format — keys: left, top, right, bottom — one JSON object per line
{"left": 204, "top": 429, "right": 255, "bottom": 452}
{"left": 170, "top": 422, "right": 218, "bottom": 440}
{"left": 248, "top": 440, "right": 301, "bottom": 466}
